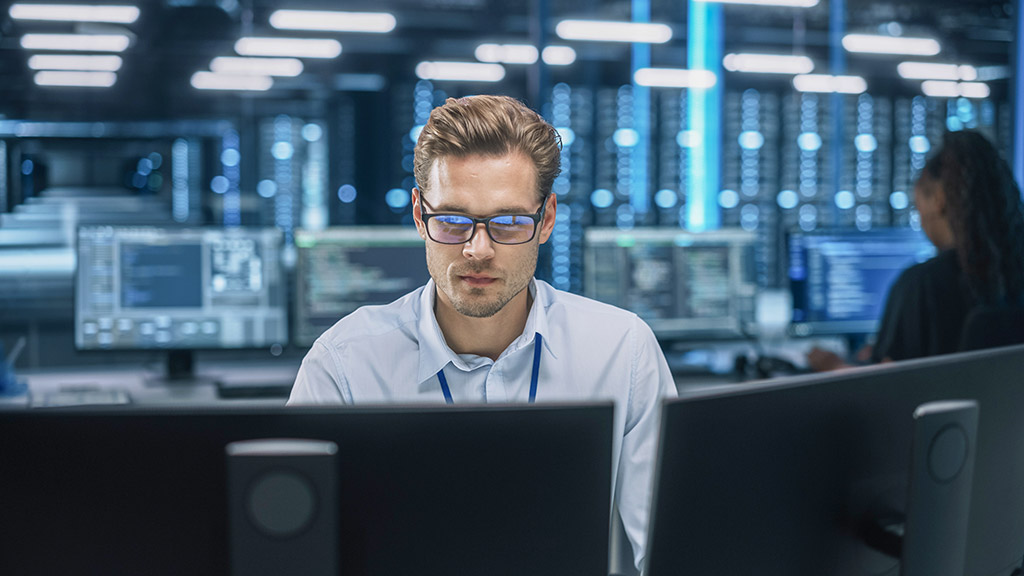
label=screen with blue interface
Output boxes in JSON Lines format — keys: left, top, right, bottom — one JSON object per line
{"left": 294, "top": 227, "right": 430, "bottom": 346}
{"left": 788, "top": 228, "right": 937, "bottom": 336}
{"left": 75, "top": 226, "right": 288, "bottom": 350}
{"left": 584, "top": 228, "right": 758, "bottom": 340}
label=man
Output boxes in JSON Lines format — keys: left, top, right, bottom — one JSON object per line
{"left": 289, "top": 94, "right": 676, "bottom": 570}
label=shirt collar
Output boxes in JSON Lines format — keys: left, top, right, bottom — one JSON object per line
{"left": 415, "top": 278, "right": 557, "bottom": 386}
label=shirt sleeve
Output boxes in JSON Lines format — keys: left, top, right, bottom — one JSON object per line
{"left": 287, "top": 340, "right": 352, "bottom": 405}
{"left": 617, "top": 316, "right": 677, "bottom": 572}
{"left": 872, "top": 266, "right": 929, "bottom": 363}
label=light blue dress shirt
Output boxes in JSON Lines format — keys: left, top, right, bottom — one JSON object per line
{"left": 289, "top": 278, "right": 677, "bottom": 569}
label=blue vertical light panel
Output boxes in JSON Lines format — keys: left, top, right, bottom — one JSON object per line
{"left": 830, "top": 0, "right": 846, "bottom": 226}
{"left": 631, "top": 0, "right": 651, "bottom": 217}
{"left": 1015, "top": 0, "right": 1024, "bottom": 190}
{"left": 687, "top": 0, "right": 723, "bottom": 231}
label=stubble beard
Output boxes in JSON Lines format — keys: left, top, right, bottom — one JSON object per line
{"left": 428, "top": 245, "right": 538, "bottom": 319}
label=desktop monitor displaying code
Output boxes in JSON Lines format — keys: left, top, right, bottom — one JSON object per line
{"left": 583, "top": 228, "right": 757, "bottom": 340}
{"left": 294, "top": 227, "right": 430, "bottom": 346}
{"left": 788, "top": 228, "right": 937, "bottom": 336}
{"left": 75, "top": 226, "right": 288, "bottom": 350}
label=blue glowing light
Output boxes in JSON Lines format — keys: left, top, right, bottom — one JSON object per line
{"left": 148, "top": 152, "right": 163, "bottom": 170}
{"left": 271, "top": 141, "right": 294, "bottom": 161}
{"left": 409, "top": 125, "right": 425, "bottom": 143}
{"left": 556, "top": 127, "right": 576, "bottom": 147}
{"left": 220, "top": 149, "right": 240, "bottom": 168}
{"left": 132, "top": 172, "right": 147, "bottom": 189}
{"left": 385, "top": 188, "right": 410, "bottom": 209}
{"left": 946, "top": 117, "right": 964, "bottom": 132}
{"left": 257, "top": 179, "right": 277, "bottom": 198}
{"left": 655, "top": 189, "right": 678, "bottom": 209}
{"left": 738, "top": 131, "right": 764, "bottom": 151}
{"left": 591, "top": 188, "right": 614, "bottom": 209}
{"left": 718, "top": 189, "right": 740, "bottom": 209}
{"left": 890, "top": 191, "right": 910, "bottom": 210}
{"left": 21, "top": 159, "right": 33, "bottom": 175}
{"left": 676, "top": 130, "right": 701, "bottom": 149}
{"left": 210, "top": 175, "right": 229, "bottom": 194}
{"left": 777, "top": 189, "right": 799, "bottom": 209}
{"left": 137, "top": 157, "right": 154, "bottom": 175}
{"left": 854, "top": 134, "right": 878, "bottom": 153}
{"left": 797, "top": 132, "right": 823, "bottom": 152}
{"left": 909, "top": 135, "right": 931, "bottom": 155}
{"left": 613, "top": 128, "right": 639, "bottom": 148}
{"left": 834, "top": 190, "right": 856, "bottom": 210}
{"left": 302, "top": 123, "right": 323, "bottom": 143}
{"left": 337, "top": 184, "right": 357, "bottom": 204}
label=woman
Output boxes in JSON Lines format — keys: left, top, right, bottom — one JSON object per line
{"left": 809, "top": 129, "right": 1024, "bottom": 371}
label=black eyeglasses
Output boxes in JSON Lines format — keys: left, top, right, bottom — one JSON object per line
{"left": 419, "top": 197, "right": 547, "bottom": 245}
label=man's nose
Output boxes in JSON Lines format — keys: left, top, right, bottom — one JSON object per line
{"left": 463, "top": 223, "right": 495, "bottom": 260}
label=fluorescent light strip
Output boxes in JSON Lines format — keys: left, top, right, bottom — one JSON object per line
{"left": 210, "top": 57, "right": 303, "bottom": 77}
{"left": 28, "top": 54, "right": 122, "bottom": 71}
{"left": 842, "top": 34, "right": 940, "bottom": 56}
{"left": 921, "top": 81, "right": 990, "bottom": 99}
{"left": 10, "top": 3, "right": 139, "bottom": 23}
{"left": 191, "top": 72, "right": 273, "bottom": 91}
{"left": 897, "top": 62, "right": 977, "bottom": 81}
{"left": 415, "top": 61, "right": 505, "bottom": 82}
{"left": 234, "top": 37, "right": 341, "bottom": 59}
{"left": 34, "top": 71, "right": 116, "bottom": 87}
{"left": 693, "top": 0, "right": 818, "bottom": 6}
{"left": 21, "top": 33, "right": 130, "bottom": 52}
{"left": 542, "top": 46, "right": 576, "bottom": 66}
{"left": 723, "top": 53, "right": 814, "bottom": 74}
{"left": 634, "top": 68, "right": 717, "bottom": 88}
{"left": 793, "top": 74, "right": 867, "bottom": 94}
{"left": 269, "top": 10, "right": 395, "bottom": 33}
{"left": 475, "top": 44, "right": 538, "bottom": 65}
{"left": 555, "top": 20, "right": 672, "bottom": 43}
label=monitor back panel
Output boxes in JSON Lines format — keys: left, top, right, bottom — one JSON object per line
{"left": 0, "top": 404, "right": 613, "bottom": 576}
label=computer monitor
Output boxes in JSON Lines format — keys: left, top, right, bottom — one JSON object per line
{"left": 0, "top": 403, "right": 614, "bottom": 576}
{"left": 75, "top": 226, "right": 288, "bottom": 382}
{"left": 645, "top": 343, "right": 1024, "bottom": 576}
{"left": 584, "top": 227, "right": 757, "bottom": 340}
{"left": 293, "top": 227, "right": 429, "bottom": 346}
{"left": 788, "top": 228, "right": 936, "bottom": 336}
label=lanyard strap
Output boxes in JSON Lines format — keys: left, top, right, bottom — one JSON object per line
{"left": 437, "top": 333, "right": 543, "bottom": 404}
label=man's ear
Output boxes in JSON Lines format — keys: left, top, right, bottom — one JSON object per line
{"left": 411, "top": 188, "right": 427, "bottom": 241}
{"left": 537, "top": 194, "right": 557, "bottom": 245}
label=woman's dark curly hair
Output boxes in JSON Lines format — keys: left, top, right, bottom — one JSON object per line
{"left": 920, "top": 130, "right": 1024, "bottom": 306}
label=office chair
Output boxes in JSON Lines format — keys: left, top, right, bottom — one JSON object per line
{"left": 958, "top": 306, "right": 1024, "bottom": 352}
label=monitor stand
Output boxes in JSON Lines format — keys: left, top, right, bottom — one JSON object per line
{"left": 145, "top": 350, "right": 221, "bottom": 387}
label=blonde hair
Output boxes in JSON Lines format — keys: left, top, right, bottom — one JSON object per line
{"left": 414, "top": 95, "right": 562, "bottom": 202}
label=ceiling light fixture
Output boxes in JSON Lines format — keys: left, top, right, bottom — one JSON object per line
{"left": 542, "top": 46, "right": 576, "bottom": 66}
{"left": 34, "top": 70, "right": 117, "bottom": 87}
{"left": 234, "top": 37, "right": 341, "bottom": 59}
{"left": 633, "top": 68, "right": 717, "bottom": 88}
{"left": 693, "top": 0, "right": 818, "bottom": 6}
{"left": 723, "top": 53, "right": 814, "bottom": 74}
{"left": 10, "top": 3, "right": 139, "bottom": 23}
{"left": 191, "top": 72, "right": 273, "bottom": 91}
{"left": 414, "top": 61, "right": 505, "bottom": 82}
{"left": 21, "top": 33, "right": 131, "bottom": 52}
{"left": 555, "top": 20, "right": 672, "bottom": 43}
{"left": 842, "top": 34, "right": 941, "bottom": 56}
{"left": 793, "top": 74, "right": 867, "bottom": 94}
{"left": 210, "top": 57, "right": 303, "bottom": 77}
{"left": 475, "top": 44, "right": 539, "bottom": 65}
{"left": 269, "top": 10, "right": 396, "bottom": 33}
{"left": 921, "top": 81, "right": 990, "bottom": 99}
{"left": 28, "top": 54, "right": 122, "bottom": 71}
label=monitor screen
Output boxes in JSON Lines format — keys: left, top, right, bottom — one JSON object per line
{"left": 584, "top": 228, "right": 757, "bottom": 340}
{"left": 646, "top": 344, "right": 1024, "bottom": 576}
{"left": 293, "top": 227, "right": 429, "bottom": 346}
{"left": 788, "top": 228, "right": 936, "bottom": 336}
{"left": 0, "top": 403, "right": 614, "bottom": 576}
{"left": 75, "top": 226, "right": 288, "bottom": 351}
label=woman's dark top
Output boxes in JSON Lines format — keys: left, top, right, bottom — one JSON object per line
{"left": 871, "top": 249, "right": 975, "bottom": 363}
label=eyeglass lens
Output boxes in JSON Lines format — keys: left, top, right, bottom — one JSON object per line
{"left": 429, "top": 214, "right": 536, "bottom": 244}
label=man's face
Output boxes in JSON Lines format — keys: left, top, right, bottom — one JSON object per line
{"left": 412, "top": 153, "right": 556, "bottom": 319}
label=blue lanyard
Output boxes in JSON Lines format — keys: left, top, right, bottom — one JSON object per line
{"left": 436, "top": 333, "right": 543, "bottom": 404}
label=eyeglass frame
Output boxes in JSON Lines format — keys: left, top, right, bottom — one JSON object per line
{"left": 417, "top": 195, "right": 549, "bottom": 245}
